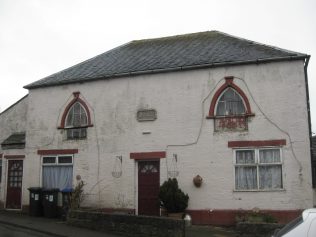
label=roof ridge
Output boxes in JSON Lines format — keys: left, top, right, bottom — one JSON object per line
{"left": 216, "top": 31, "right": 307, "bottom": 57}
{"left": 130, "top": 30, "right": 219, "bottom": 43}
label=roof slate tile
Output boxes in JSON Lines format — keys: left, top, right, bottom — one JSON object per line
{"left": 24, "top": 31, "right": 308, "bottom": 89}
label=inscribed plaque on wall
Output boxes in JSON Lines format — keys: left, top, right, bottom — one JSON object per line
{"left": 137, "top": 109, "right": 157, "bottom": 122}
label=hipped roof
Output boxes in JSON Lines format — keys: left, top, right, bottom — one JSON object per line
{"left": 24, "top": 31, "right": 308, "bottom": 89}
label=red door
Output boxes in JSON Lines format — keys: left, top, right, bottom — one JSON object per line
{"left": 138, "top": 160, "right": 160, "bottom": 216}
{"left": 6, "top": 160, "right": 23, "bottom": 209}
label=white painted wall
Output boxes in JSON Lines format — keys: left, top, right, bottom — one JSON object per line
{"left": 21, "top": 60, "right": 313, "bottom": 212}
{"left": 0, "top": 95, "right": 28, "bottom": 205}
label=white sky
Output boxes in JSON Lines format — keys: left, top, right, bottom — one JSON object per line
{"left": 0, "top": 0, "right": 315, "bottom": 132}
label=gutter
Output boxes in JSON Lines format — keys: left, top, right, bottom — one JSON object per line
{"left": 24, "top": 55, "right": 308, "bottom": 90}
{"left": 303, "top": 55, "right": 314, "bottom": 188}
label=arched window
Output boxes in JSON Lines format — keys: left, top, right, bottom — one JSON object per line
{"left": 208, "top": 77, "right": 253, "bottom": 132}
{"left": 65, "top": 102, "right": 88, "bottom": 139}
{"left": 59, "top": 92, "right": 92, "bottom": 139}
{"left": 216, "top": 88, "right": 245, "bottom": 116}
{"left": 65, "top": 102, "right": 88, "bottom": 128}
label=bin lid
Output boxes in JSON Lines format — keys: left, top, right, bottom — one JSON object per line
{"left": 42, "top": 188, "right": 60, "bottom": 192}
{"left": 28, "top": 187, "right": 42, "bottom": 191}
{"left": 61, "top": 188, "right": 73, "bottom": 193}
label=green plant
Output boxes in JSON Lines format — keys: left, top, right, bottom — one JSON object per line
{"left": 70, "top": 180, "right": 85, "bottom": 210}
{"left": 159, "top": 178, "right": 189, "bottom": 213}
{"left": 236, "top": 211, "right": 277, "bottom": 223}
{"left": 262, "top": 214, "right": 277, "bottom": 223}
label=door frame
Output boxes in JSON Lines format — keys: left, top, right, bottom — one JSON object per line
{"left": 4, "top": 156, "right": 25, "bottom": 210}
{"left": 130, "top": 151, "right": 166, "bottom": 215}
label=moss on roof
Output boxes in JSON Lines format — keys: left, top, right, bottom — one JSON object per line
{"left": 24, "top": 31, "right": 308, "bottom": 89}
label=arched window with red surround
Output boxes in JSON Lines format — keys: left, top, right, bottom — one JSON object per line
{"left": 59, "top": 92, "right": 93, "bottom": 140}
{"left": 207, "top": 76, "right": 254, "bottom": 132}
{"left": 216, "top": 88, "right": 245, "bottom": 116}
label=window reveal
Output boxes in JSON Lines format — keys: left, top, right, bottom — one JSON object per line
{"left": 235, "top": 148, "right": 283, "bottom": 191}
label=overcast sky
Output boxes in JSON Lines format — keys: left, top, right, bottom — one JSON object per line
{"left": 1, "top": 0, "right": 315, "bottom": 132}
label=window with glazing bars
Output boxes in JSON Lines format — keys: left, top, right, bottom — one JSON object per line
{"left": 65, "top": 102, "right": 88, "bottom": 139}
{"left": 235, "top": 148, "right": 283, "bottom": 191}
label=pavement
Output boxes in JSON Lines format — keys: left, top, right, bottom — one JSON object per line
{"left": 0, "top": 210, "right": 119, "bottom": 237}
{"left": 0, "top": 210, "right": 239, "bottom": 237}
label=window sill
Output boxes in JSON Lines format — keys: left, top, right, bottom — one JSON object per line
{"left": 233, "top": 189, "right": 285, "bottom": 192}
{"left": 58, "top": 124, "right": 93, "bottom": 129}
{"left": 66, "top": 138, "right": 87, "bottom": 141}
{"left": 43, "top": 164, "right": 73, "bottom": 166}
{"left": 206, "top": 113, "right": 255, "bottom": 119}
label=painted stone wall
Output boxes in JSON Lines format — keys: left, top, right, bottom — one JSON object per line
{"left": 0, "top": 95, "right": 28, "bottom": 204}
{"left": 22, "top": 60, "right": 312, "bottom": 220}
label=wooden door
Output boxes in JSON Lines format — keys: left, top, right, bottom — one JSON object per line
{"left": 138, "top": 160, "right": 160, "bottom": 216}
{"left": 6, "top": 160, "right": 23, "bottom": 209}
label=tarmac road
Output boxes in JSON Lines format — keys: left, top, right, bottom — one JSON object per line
{"left": 0, "top": 210, "right": 239, "bottom": 237}
{"left": 0, "top": 223, "right": 54, "bottom": 237}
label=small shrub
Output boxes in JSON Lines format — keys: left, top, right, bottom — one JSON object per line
{"left": 70, "top": 180, "right": 85, "bottom": 210}
{"left": 236, "top": 211, "right": 277, "bottom": 223}
{"left": 262, "top": 214, "right": 277, "bottom": 223}
{"left": 159, "top": 178, "right": 189, "bottom": 213}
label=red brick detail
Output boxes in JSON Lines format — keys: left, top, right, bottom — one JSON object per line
{"left": 4, "top": 155, "right": 25, "bottom": 159}
{"left": 59, "top": 91, "right": 93, "bottom": 129}
{"left": 208, "top": 76, "right": 252, "bottom": 117}
{"left": 130, "top": 151, "right": 166, "bottom": 160}
{"left": 214, "top": 116, "right": 247, "bottom": 131}
{"left": 186, "top": 209, "right": 301, "bottom": 226}
{"left": 37, "top": 149, "right": 79, "bottom": 155}
{"left": 228, "top": 139, "right": 286, "bottom": 148}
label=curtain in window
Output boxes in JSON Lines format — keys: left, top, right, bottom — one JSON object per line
{"left": 235, "top": 150, "right": 257, "bottom": 190}
{"left": 235, "top": 149, "right": 282, "bottom": 190}
{"left": 235, "top": 166, "right": 257, "bottom": 190}
{"left": 259, "top": 149, "right": 282, "bottom": 189}
{"left": 236, "top": 150, "right": 255, "bottom": 164}
{"left": 259, "top": 149, "right": 280, "bottom": 163}
{"left": 42, "top": 166, "right": 73, "bottom": 190}
{"left": 259, "top": 165, "right": 282, "bottom": 189}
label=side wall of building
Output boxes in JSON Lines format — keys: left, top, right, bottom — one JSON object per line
{"left": 23, "top": 60, "right": 312, "bottom": 224}
{"left": 0, "top": 95, "right": 28, "bottom": 207}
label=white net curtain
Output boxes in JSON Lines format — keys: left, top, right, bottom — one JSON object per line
{"left": 235, "top": 149, "right": 282, "bottom": 190}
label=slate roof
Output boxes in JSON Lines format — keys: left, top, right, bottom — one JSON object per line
{"left": 1, "top": 132, "right": 26, "bottom": 146}
{"left": 24, "top": 31, "right": 308, "bottom": 89}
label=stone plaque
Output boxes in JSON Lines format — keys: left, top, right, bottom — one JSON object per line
{"left": 137, "top": 109, "right": 157, "bottom": 122}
